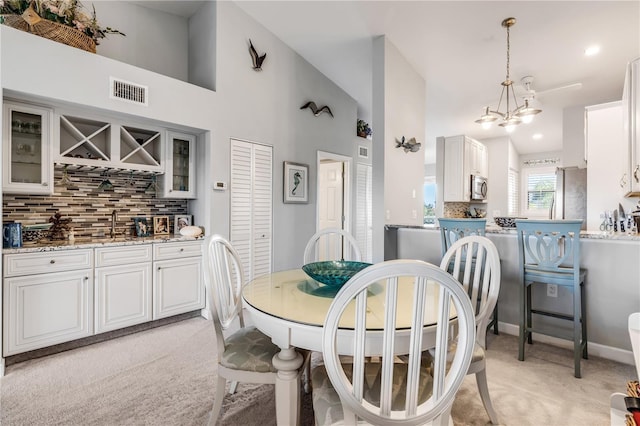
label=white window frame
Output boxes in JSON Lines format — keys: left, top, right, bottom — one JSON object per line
{"left": 520, "top": 166, "right": 556, "bottom": 218}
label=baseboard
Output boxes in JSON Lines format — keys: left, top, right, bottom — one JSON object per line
{"left": 498, "top": 321, "right": 635, "bottom": 366}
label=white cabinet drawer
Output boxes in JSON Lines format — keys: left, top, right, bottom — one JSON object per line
{"left": 3, "top": 249, "right": 93, "bottom": 277}
{"left": 95, "top": 245, "right": 152, "bottom": 267}
{"left": 153, "top": 241, "right": 203, "bottom": 261}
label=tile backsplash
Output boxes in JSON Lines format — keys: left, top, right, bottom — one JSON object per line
{"left": 443, "top": 202, "right": 470, "bottom": 218}
{"left": 2, "top": 168, "right": 188, "bottom": 239}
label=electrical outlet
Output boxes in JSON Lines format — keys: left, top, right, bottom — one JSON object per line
{"left": 386, "top": 210, "right": 391, "bottom": 220}
{"left": 412, "top": 209, "right": 417, "bottom": 219}
{"left": 547, "top": 284, "right": 558, "bottom": 298}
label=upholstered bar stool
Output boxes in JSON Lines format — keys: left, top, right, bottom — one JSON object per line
{"left": 438, "top": 218, "right": 499, "bottom": 337}
{"left": 515, "top": 219, "right": 587, "bottom": 378}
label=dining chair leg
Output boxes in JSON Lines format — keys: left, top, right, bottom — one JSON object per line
{"left": 475, "top": 369, "right": 500, "bottom": 424}
{"left": 492, "top": 303, "right": 499, "bottom": 335}
{"left": 573, "top": 284, "right": 582, "bottom": 379}
{"left": 229, "top": 380, "right": 238, "bottom": 394}
{"left": 518, "top": 284, "right": 526, "bottom": 362}
{"left": 581, "top": 281, "right": 588, "bottom": 359}
{"left": 526, "top": 284, "right": 533, "bottom": 345}
{"left": 208, "top": 376, "right": 227, "bottom": 426}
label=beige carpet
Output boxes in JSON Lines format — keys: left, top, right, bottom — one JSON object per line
{"left": 0, "top": 317, "right": 634, "bottom": 425}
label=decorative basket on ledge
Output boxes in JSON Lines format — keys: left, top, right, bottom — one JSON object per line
{"left": 1, "top": 4, "right": 96, "bottom": 53}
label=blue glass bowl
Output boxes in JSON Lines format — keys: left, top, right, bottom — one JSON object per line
{"left": 302, "top": 260, "right": 372, "bottom": 287}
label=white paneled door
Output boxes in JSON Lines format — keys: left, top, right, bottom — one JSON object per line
{"left": 356, "top": 163, "right": 373, "bottom": 263}
{"left": 230, "top": 139, "right": 273, "bottom": 282}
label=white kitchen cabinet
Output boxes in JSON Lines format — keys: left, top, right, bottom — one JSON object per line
{"left": 55, "top": 110, "right": 164, "bottom": 173}
{"left": 94, "top": 245, "right": 153, "bottom": 334}
{"left": 2, "top": 100, "right": 53, "bottom": 194}
{"left": 443, "top": 135, "right": 488, "bottom": 202}
{"left": 161, "top": 131, "right": 197, "bottom": 199}
{"left": 585, "top": 101, "right": 626, "bottom": 230}
{"left": 3, "top": 251, "right": 94, "bottom": 356}
{"left": 623, "top": 57, "right": 640, "bottom": 196}
{"left": 152, "top": 241, "right": 204, "bottom": 319}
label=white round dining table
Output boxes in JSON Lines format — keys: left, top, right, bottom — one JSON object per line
{"left": 242, "top": 268, "right": 450, "bottom": 426}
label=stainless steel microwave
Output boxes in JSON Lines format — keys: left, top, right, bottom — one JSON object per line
{"left": 470, "top": 175, "right": 488, "bottom": 201}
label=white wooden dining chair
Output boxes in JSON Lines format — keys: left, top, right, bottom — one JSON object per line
{"left": 303, "top": 228, "right": 362, "bottom": 264}
{"left": 205, "top": 235, "right": 308, "bottom": 425}
{"left": 440, "top": 235, "right": 501, "bottom": 424}
{"left": 312, "top": 259, "right": 476, "bottom": 426}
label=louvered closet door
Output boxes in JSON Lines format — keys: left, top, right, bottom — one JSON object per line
{"left": 356, "top": 163, "right": 373, "bottom": 263}
{"left": 230, "top": 140, "right": 273, "bottom": 282}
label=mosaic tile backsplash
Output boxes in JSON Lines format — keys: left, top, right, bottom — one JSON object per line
{"left": 2, "top": 168, "right": 188, "bottom": 240}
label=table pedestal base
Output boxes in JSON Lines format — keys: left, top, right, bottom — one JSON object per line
{"left": 272, "top": 347, "right": 304, "bottom": 426}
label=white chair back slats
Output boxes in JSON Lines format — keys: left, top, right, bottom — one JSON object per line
{"left": 321, "top": 260, "right": 475, "bottom": 425}
{"left": 303, "top": 227, "right": 362, "bottom": 263}
{"left": 207, "top": 235, "right": 245, "bottom": 331}
{"left": 440, "top": 236, "right": 500, "bottom": 345}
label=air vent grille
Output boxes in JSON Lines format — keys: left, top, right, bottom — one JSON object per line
{"left": 358, "top": 145, "right": 369, "bottom": 159}
{"left": 110, "top": 77, "right": 148, "bottom": 106}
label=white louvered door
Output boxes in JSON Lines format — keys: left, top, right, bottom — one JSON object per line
{"left": 355, "top": 163, "right": 373, "bottom": 263}
{"left": 230, "top": 140, "right": 273, "bottom": 282}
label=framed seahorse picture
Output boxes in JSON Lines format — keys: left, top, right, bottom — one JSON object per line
{"left": 283, "top": 161, "right": 309, "bottom": 204}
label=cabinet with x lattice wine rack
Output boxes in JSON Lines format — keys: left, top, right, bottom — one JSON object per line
{"left": 54, "top": 108, "right": 164, "bottom": 174}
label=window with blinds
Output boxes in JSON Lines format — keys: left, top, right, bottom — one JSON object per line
{"left": 521, "top": 166, "right": 556, "bottom": 216}
{"left": 508, "top": 168, "right": 519, "bottom": 216}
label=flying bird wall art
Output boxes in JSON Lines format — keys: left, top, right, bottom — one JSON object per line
{"left": 395, "top": 136, "right": 422, "bottom": 153}
{"left": 300, "top": 101, "right": 334, "bottom": 117}
{"left": 248, "top": 39, "right": 266, "bottom": 71}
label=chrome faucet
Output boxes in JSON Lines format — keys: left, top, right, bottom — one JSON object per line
{"left": 110, "top": 210, "right": 117, "bottom": 238}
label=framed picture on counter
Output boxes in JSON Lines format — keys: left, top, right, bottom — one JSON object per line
{"left": 174, "top": 215, "right": 192, "bottom": 235}
{"left": 133, "top": 217, "right": 150, "bottom": 237}
{"left": 153, "top": 216, "right": 170, "bottom": 235}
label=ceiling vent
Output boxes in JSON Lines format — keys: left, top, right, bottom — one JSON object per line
{"left": 110, "top": 77, "right": 148, "bottom": 106}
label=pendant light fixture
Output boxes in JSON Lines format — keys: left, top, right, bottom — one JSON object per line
{"left": 475, "top": 17, "right": 541, "bottom": 132}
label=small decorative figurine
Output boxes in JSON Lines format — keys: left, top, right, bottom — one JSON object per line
{"left": 300, "top": 101, "right": 333, "bottom": 117}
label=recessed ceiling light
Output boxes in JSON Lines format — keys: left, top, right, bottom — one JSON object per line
{"left": 532, "top": 133, "right": 543, "bottom": 140}
{"left": 585, "top": 45, "right": 600, "bottom": 56}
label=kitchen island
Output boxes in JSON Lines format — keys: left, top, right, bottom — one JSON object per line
{"left": 386, "top": 225, "right": 640, "bottom": 365}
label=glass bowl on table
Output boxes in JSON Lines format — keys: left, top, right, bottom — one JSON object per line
{"left": 301, "top": 260, "right": 372, "bottom": 298}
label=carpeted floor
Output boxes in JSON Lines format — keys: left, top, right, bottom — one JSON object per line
{"left": 0, "top": 316, "right": 634, "bottom": 425}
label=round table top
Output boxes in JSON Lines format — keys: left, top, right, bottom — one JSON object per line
{"left": 242, "top": 268, "right": 446, "bottom": 330}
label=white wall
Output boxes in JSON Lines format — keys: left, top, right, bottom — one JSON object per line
{"left": 212, "top": 1, "right": 360, "bottom": 271}
{"left": 188, "top": 1, "right": 216, "bottom": 91}
{"left": 563, "top": 105, "right": 587, "bottom": 168}
{"left": 381, "top": 38, "right": 425, "bottom": 227}
{"left": 88, "top": 1, "right": 190, "bottom": 83}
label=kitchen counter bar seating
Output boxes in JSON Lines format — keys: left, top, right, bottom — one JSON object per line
{"left": 515, "top": 219, "right": 587, "bottom": 378}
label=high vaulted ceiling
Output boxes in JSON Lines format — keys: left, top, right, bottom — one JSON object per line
{"left": 138, "top": 1, "right": 640, "bottom": 164}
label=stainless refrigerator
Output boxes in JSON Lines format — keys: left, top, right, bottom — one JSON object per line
{"left": 552, "top": 167, "right": 587, "bottom": 229}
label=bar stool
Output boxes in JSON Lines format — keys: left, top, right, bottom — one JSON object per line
{"left": 438, "top": 218, "right": 499, "bottom": 338}
{"left": 515, "top": 219, "right": 587, "bottom": 378}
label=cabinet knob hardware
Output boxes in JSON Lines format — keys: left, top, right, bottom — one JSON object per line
{"left": 42, "top": 182, "right": 48, "bottom": 186}
{"left": 50, "top": 259, "right": 56, "bottom": 264}
{"left": 157, "top": 267, "right": 162, "bottom": 270}
{"left": 180, "top": 248, "right": 184, "bottom": 252}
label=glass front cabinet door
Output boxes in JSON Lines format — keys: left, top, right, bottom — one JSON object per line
{"left": 162, "top": 131, "right": 196, "bottom": 199}
{"left": 2, "top": 101, "right": 53, "bottom": 194}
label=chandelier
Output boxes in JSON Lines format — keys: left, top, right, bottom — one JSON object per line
{"left": 475, "top": 17, "right": 541, "bottom": 132}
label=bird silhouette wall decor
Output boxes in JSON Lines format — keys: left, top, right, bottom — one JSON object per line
{"left": 300, "top": 101, "right": 334, "bottom": 117}
{"left": 248, "top": 39, "right": 266, "bottom": 71}
{"left": 395, "top": 136, "right": 422, "bottom": 153}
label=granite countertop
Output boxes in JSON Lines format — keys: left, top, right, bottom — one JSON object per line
{"left": 385, "top": 224, "right": 640, "bottom": 241}
{"left": 3, "top": 235, "right": 205, "bottom": 254}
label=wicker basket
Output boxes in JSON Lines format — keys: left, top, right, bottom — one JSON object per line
{"left": 1, "top": 4, "right": 96, "bottom": 53}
